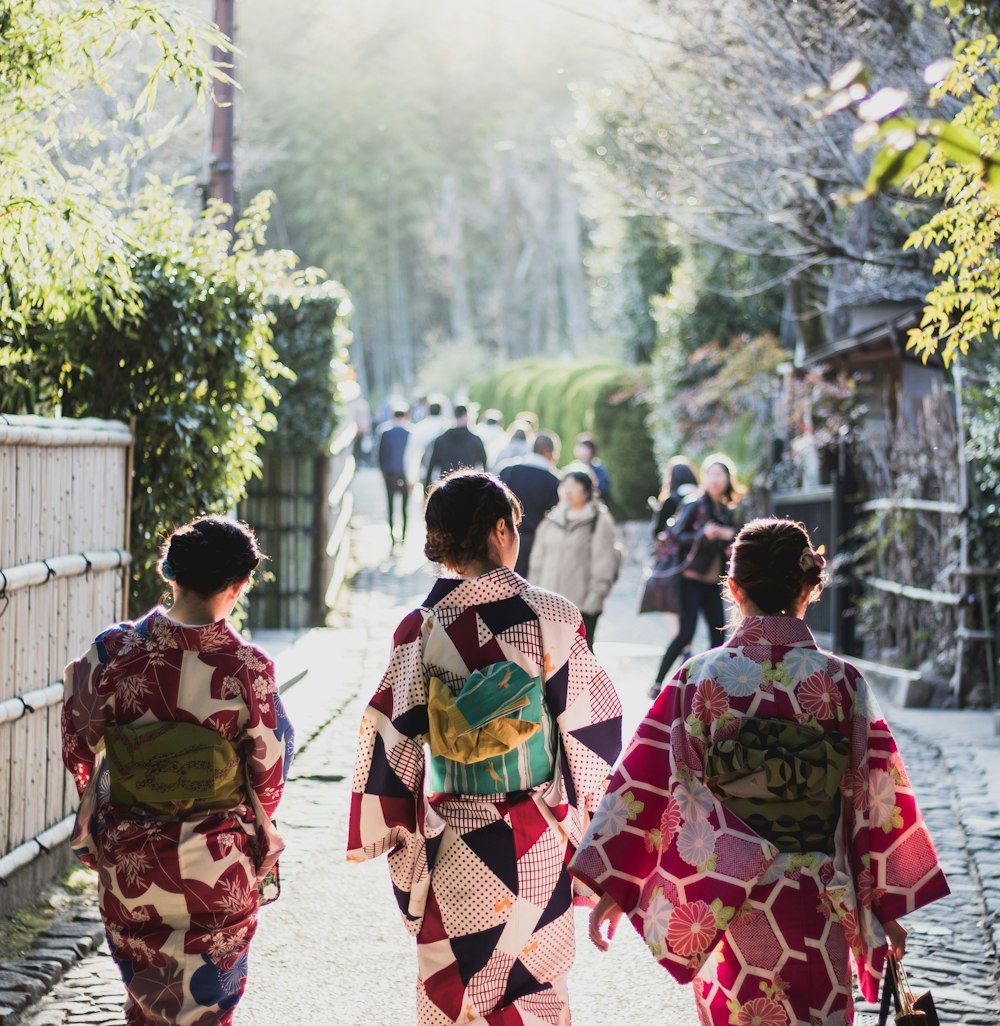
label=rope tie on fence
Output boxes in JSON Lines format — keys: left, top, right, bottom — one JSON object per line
{"left": 35, "top": 839, "right": 50, "bottom": 855}
{"left": 40, "top": 559, "right": 57, "bottom": 582}
{"left": 18, "top": 694, "right": 35, "bottom": 715}
{"left": 81, "top": 553, "right": 93, "bottom": 578}
{"left": 0, "top": 569, "right": 8, "bottom": 622}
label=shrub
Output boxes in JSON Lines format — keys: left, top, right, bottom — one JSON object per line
{"left": 470, "top": 358, "right": 658, "bottom": 519}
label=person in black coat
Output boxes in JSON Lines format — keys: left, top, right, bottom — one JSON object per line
{"left": 649, "top": 454, "right": 743, "bottom": 698}
{"left": 497, "top": 433, "right": 561, "bottom": 577}
{"left": 375, "top": 404, "right": 412, "bottom": 547}
{"left": 423, "top": 405, "right": 488, "bottom": 488}
{"left": 650, "top": 456, "right": 699, "bottom": 542}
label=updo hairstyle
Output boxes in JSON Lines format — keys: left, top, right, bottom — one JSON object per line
{"left": 727, "top": 517, "right": 825, "bottom": 614}
{"left": 424, "top": 470, "right": 523, "bottom": 570}
{"left": 158, "top": 515, "right": 263, "bottom": 596}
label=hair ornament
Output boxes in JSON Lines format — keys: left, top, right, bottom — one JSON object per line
{"left": 161, "top": 559, "right": 176, "bottom": 581}
{"left": 798, "top": 545, "right": 826, "bottom": 577}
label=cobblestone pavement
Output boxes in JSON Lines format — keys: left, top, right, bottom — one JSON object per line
{"left": 8, "top": 467, "right": 1000, "bottom": 1024}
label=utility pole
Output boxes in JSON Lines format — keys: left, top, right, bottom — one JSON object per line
{"left": 206, "top": 0, "right": 236, "bottom": 234}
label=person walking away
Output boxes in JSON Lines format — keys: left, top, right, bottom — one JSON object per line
{"left": 347, "top": 470, "right": 623, "bottom": 1026}
{"left": 574, "top": 434, "right": 612, "bottom": 507}
{"left": 570, "top": 516, "right": 949, "bottom": 1024}
{"left": 477, "top": 408, "right": 508, "bottom": 470}
{"left": 406, "top": 399, "right": 448, "bottom": 488}
{"left": 375, "top": 403, "right": 412, "bottom": 548}
{"left": 649, "top": 453, "right": 742, "bottom": 699}
{"left": 492, "top": 419, "right": 534, "bottom": 470}
{"left": 528, "top": 469, "right": 619, "bottom": 650}
{"left": 497, "top": 432, "right": 561, "bottom": 576}
{"left": 62, "top": 516, "right": 294, "bottom": 1026}
{"left": 423, "top": 403, "right": 487, "bottom": 489}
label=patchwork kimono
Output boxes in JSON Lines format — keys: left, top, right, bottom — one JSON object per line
{"left": 348, "top": 567, "right": 623, "bottom": 1026}
{"left": 569, "top": 615, "right": 949, "bottom": 1026}
{"left": 62, "top": 608, "right": 294, "bottom": 1026}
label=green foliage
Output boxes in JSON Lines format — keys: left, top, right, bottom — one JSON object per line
{"left": 469, "top": 359, "right": 658, "bottom": 519}
{"left": 651, "top": 334, "right": 787, "bottom": 487}
{"left": 816, "top": 35, "right": 1000, "bottom": 366}
{"left": 266, "top": 282, "right": 354, "bottom": 456}
{"left": 17, "top": 185, "right": 299, "bottom": 614}
{"left": 0, "top": 0, "right": 232, "bottom": 336}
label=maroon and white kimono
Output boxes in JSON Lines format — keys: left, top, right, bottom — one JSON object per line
{"left": 348, "top": 567, "right": 623, "bottom": 1025}
{"left": 62, "top": 608, "right": 293, "bottom": 1026}
{"left": 569, "top": 615, "right": 949, "bottom": 1026}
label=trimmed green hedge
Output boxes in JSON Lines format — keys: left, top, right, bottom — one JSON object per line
{"left": 265, "top": 281, "right": 352, "bottom": 455}
{"left": 470, "top": 359, "right": 657, "bottom": 520}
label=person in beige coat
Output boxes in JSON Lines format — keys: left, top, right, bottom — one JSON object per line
{"left": 528, "top": 468, "right": 619, "bottom": 649}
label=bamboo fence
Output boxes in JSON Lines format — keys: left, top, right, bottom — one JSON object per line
{"left": 0, "top": 415, "right": 132, "bottom": 878}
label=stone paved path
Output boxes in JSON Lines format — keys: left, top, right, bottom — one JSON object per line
{"left": 9, "top": 467, "right": 1000, "bottom": 1024}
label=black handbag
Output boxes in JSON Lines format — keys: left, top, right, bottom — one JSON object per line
{"left": 639, "top": 555, "right": 684, "bottom": 614}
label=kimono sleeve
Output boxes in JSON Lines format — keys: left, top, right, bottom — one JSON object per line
{"left": 61, "top": 644, "right": 109, "bottom": 795}
{"left": 569, "top": 665, "right": 777, "bottom": 984}
{"left": 841, "top": 665, "right": 950, "bottom": 1001}
{"left": 241, "top": 648, "right": 294, "bottom": 820}
{"left": 347, "top": 608, "right": 437, "bottom": 934}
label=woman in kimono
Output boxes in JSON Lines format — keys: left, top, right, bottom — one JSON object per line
{"left": 348, "top": 469, "right": 623, "bottom": 1026}
{"left": 62, "top": 515, "right": 294, "bottom": 1026}
{"left": 570, "top": 517, "right": 949, "bottom": 1025}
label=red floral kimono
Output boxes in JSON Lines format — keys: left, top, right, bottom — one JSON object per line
{"left": 62, "top": 608, "right": 294, "bottom": 1026}
{"left": 569, "top": 615, "right": 949, "bottom": 1026}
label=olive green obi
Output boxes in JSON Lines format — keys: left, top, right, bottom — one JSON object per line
{"left": 705, "top": 717, "right": 850, "bottom": 853}
{"left": 427, "top": 661, "right": 556, "bottom": 796}
{"left": 105, "top": 721, "right": 246, "bottom": 817}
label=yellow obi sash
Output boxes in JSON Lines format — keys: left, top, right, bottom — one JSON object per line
{"left": 105, "top": 721, "right": 246, "bottom": 816}
{"left": 427, "top": 661, "right": 556, "bottom": 796}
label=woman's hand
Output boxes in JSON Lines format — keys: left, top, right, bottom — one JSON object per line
{"left": 883, "top": 918, "right": 907, "bottom": 960}
{"left": 588, "top": 891, "right": 623, "bottom": 952}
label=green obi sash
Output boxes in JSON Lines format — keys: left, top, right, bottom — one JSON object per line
{"left": 105, "top": 721, "right": 246, "bottom": 816}
{"left": 705, "top": 717, "right": 850, "bottom": 853}
{"left": 427, "top": 661, "right": 556, "bottom": 796}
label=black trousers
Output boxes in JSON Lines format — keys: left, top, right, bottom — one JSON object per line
{"left": 581, "top": 611, "right": 600, "bottom": 651}
{"left": 655, "top": 576, "right": 726, "bottom": 683}
{"left": 383, "top": 473, "right": 409, "bottom": 541}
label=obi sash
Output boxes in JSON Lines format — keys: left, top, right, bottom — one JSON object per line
{"left": 105, "top": 720, "right": 246, "bottom": 816}
{"left": 705, "top": 716, "right": 850, "bottom": 853}
{"left": 427, "top": 661, "right": 556, "bottom": 796}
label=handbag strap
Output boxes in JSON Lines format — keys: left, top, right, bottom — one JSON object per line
{"left": 878, "top": 954, "right": 896, "bottom": 1025}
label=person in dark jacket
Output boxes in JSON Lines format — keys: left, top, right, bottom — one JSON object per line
{"left": 498, "top": 433, "right": 561, "bottom": 576}
{"left": 648, "top": 453, "right": 743, "bottom": 698}
{"left": 423, "top": 405, "right": 487, "bottom": 488}
{"left": 574, "top": 434, "right": 612, "bottom": 507}
{"left": 375, "top": 404, "right": 412, "bottom": 547}
{"left": 650, "top": 455, "right": 699, "bottom": 542}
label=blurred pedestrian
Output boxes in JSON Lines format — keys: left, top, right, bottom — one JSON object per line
{"left": 375, "top": 403, "right": 412, "bottom": 548}
{"left": 348, "top": 470, "right": 623, "bottom": 1025}
{"left": 649, "top": 453, "right": 743, "bottom": 699}
{"left": 574, "top": 434, "right": 612, "bottom": 506}
{"left": 477, "top": 407, "right": 508, "bottom": 469}
{"left": 528, "top": 469, "right": 620, "bottom": 650}
{"left": 571, "top": 516, "right": 949, "bottom": 1024}
{"left": 406, "top": 399, "right": 448, "bottom": 486}
{"left": 650, "top": 455, "right": 699, "bottom": 543}
{"left": 423, "top": 403, "right": 487, "bottom": 488}
{"left": 62, "top": 516, "right": 294, "bottom": 1026}
{"left": 497, "top": 431, "right": 561, "bottom": 576}
{"left": 493, "top": 418, "right": 534, "bottom": 469}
